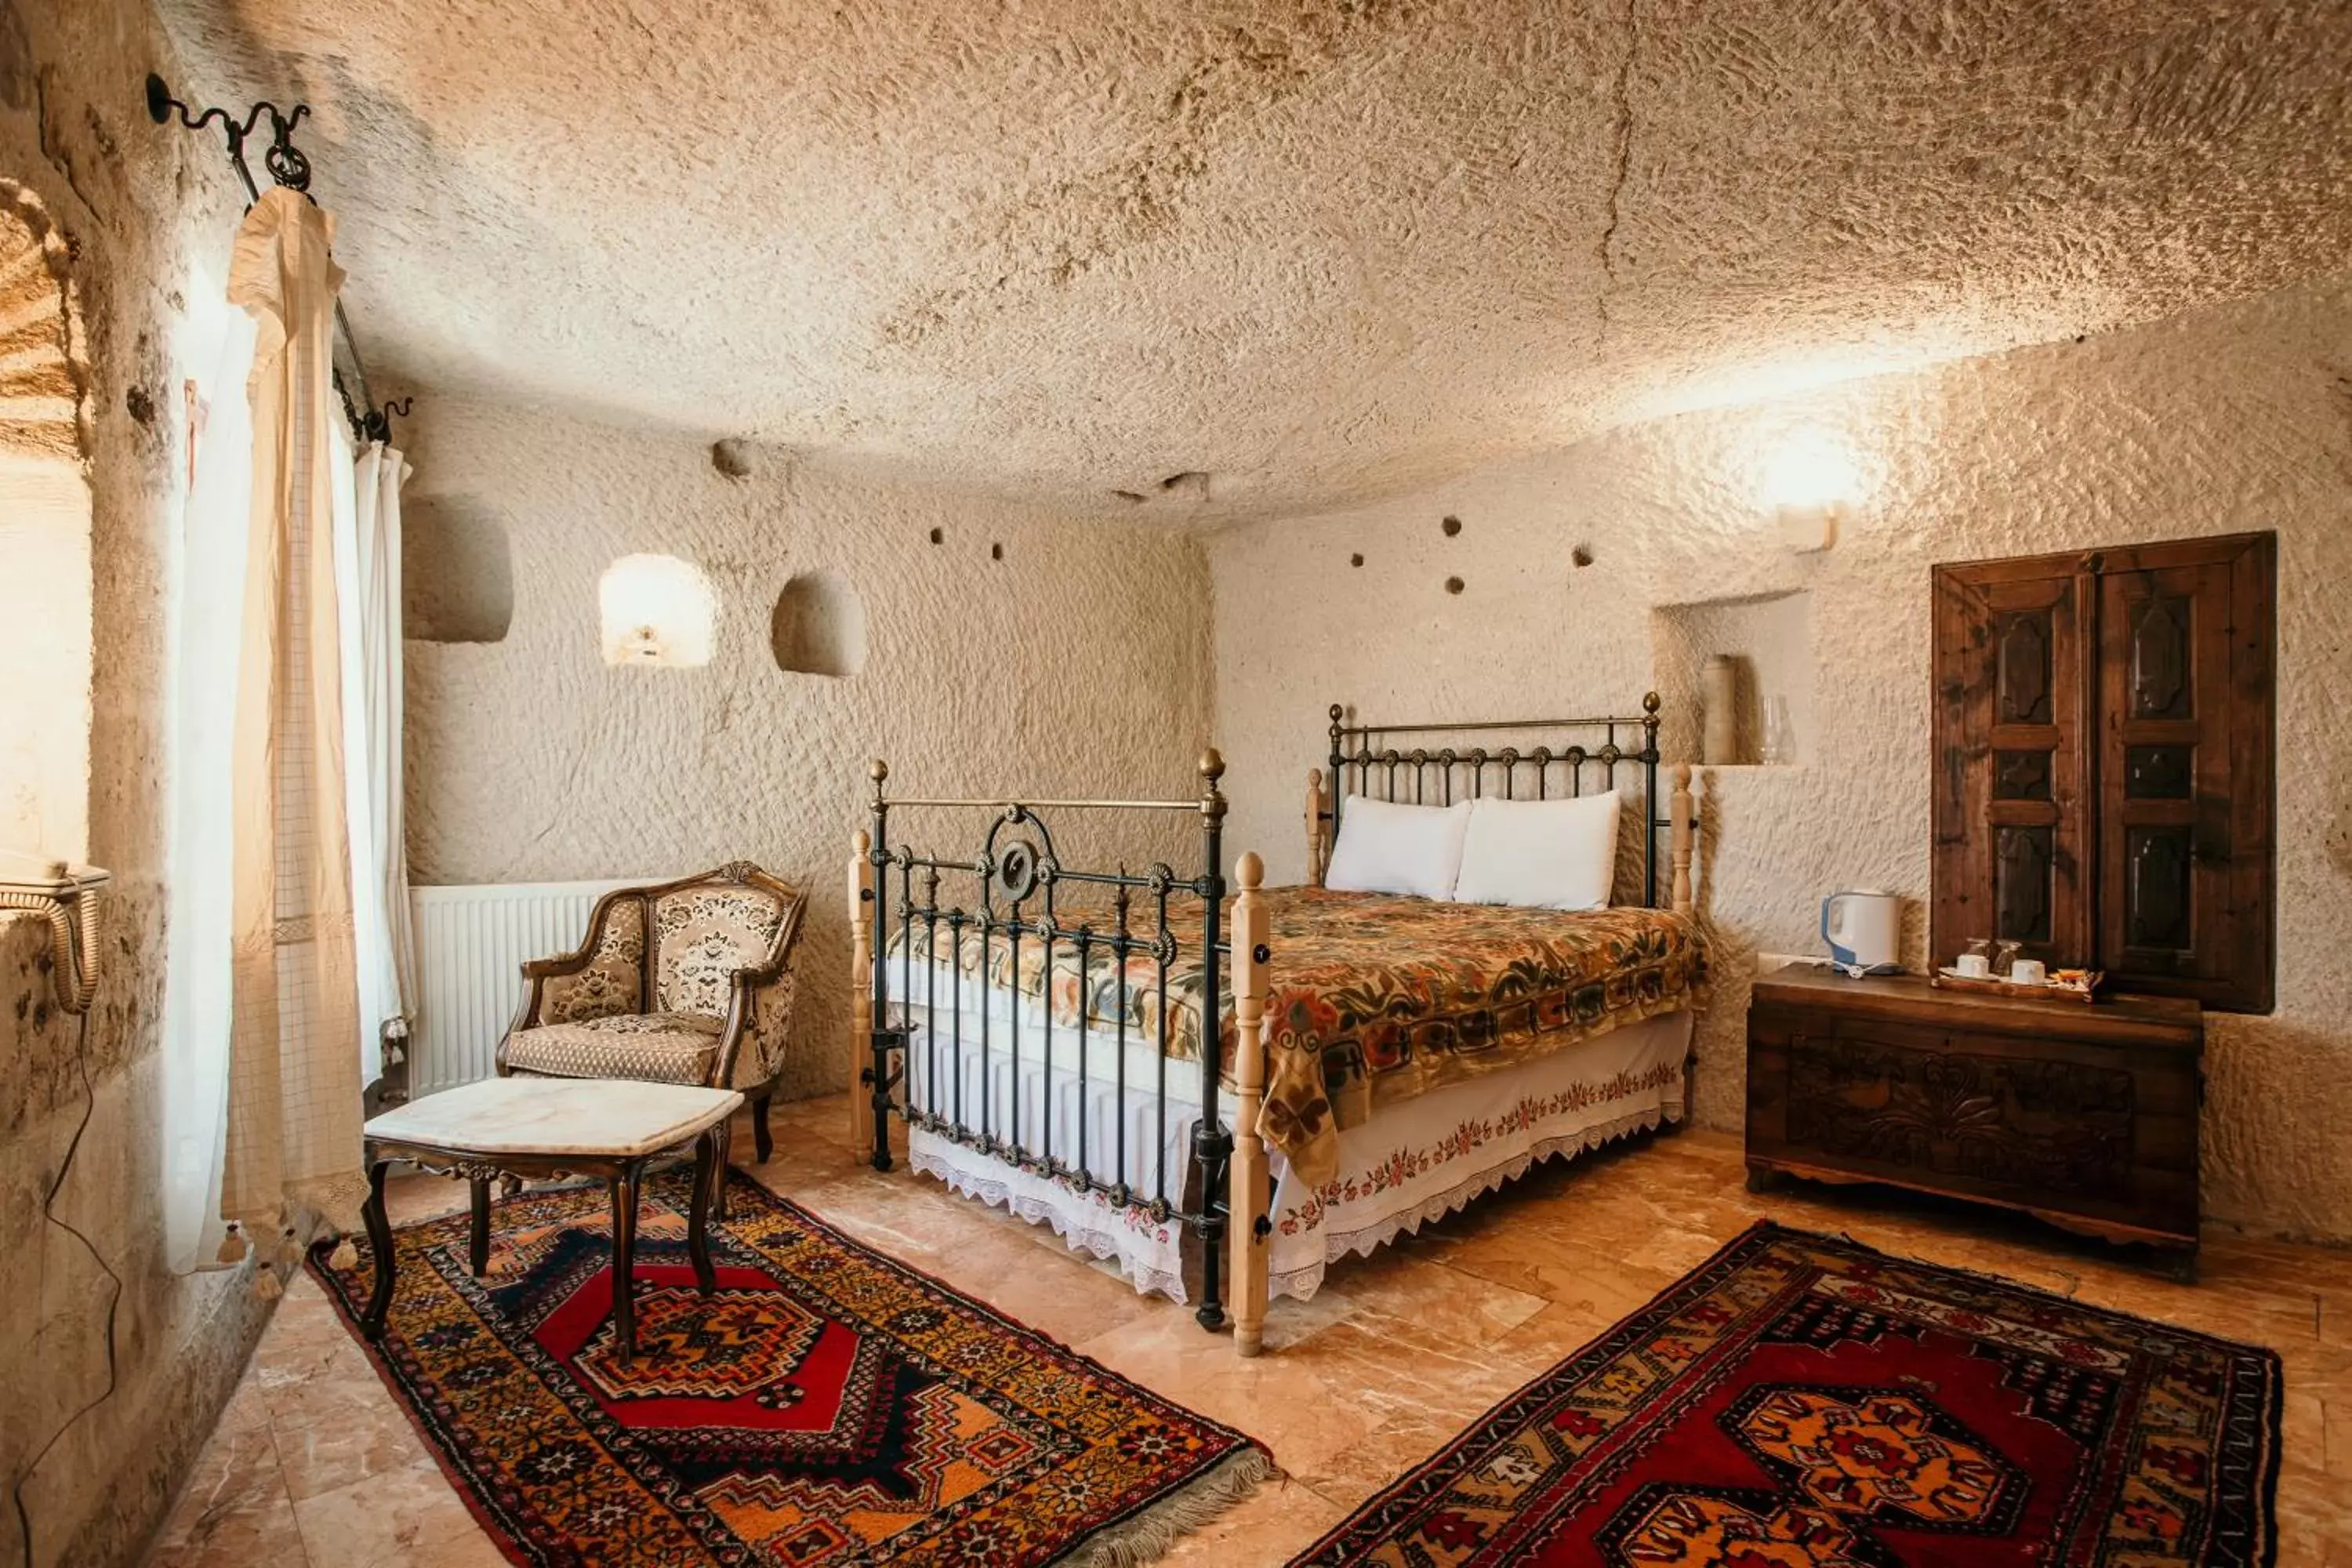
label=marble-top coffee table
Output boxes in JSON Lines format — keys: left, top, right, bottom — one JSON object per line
{"left": 357, "top": 1076, "right": 743, "bottom": 1363}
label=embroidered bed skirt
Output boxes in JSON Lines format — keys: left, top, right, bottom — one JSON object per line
{"left": 906, "top": 1009, "right": 1691, "bottom": 1305}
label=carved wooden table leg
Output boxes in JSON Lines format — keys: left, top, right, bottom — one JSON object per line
{"left": 688, "top": 1129, "right": 718, "bottom": 1297}
{"left": 360, "top": 1153, "right": 395, "bottom": 1339}
{"left": 610, "top": 1165, "right": 641, "bottom": 1363}
{"left": 469, "top": 1176, "right": 492, "bottom": 1277}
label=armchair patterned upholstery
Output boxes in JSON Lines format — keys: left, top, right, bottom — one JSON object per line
{"left": 499, "top": 864, "right": 807, "bottom": 1200}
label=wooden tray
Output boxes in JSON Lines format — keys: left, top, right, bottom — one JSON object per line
{"left": 1931, "top": 967, "right": 2105, "bottom": 1004}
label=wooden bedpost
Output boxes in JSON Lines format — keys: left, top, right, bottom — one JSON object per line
{"left": 1305, "top": 768, "right": 1329, "bottom": 886}
{"left": 1669, "top": 764, "right": 1695, "bottom": 917}
{"left": 1229, "top": 851, "right": 1273, "bottom": 1357}
{"left": 848, "top": 826, "right": 876, "bottom": 1160}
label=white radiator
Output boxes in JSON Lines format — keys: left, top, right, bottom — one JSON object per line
{"left": 407, "top": 878, "right": 648, "bottom": 1098}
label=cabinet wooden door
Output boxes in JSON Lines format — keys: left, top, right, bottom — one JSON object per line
{"left": 1930, "top": 532, "right": 2274, "bottom": 1013}
{"left": 2093, "top": 535, "right": 2275, "bottom": 1012}
{"left": 1931, "top": 560, "right": 2096, "bottom": 972}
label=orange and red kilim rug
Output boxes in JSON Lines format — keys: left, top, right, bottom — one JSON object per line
{"left": 309, "top": 1171, "right": 1272, "bottom": 1566}
{"left": 1294, "top": 1221, "right": 2281, "bottom": 1568}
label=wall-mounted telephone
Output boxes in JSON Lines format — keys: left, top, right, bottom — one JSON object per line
{"left": 0, "top": 854, "right": 110, "bottom": 1014}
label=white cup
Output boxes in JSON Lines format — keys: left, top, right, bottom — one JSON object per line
{"left": 2009, "top": 958, "right": 2047, "bottom": 985}
{"left": 1955, "top": 953, "right": 1991, "bottom": 978}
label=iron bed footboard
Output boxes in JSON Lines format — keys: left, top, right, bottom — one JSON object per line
{"left": 848, "top": 751, "right": 1252, "bottom": 1335}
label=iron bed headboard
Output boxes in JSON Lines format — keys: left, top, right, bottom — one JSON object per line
{"left": 1312, "top": 690, "right": 1682, "bottom": 909}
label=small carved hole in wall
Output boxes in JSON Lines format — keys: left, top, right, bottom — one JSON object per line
{"left": 1572, "top": 543, "right": 1594, "bottom": 568}
{"left": 1160, "top": 471, "right": 1210, "bottom": 501}
{"left": 1445, "top": 576, "right": 1465, "bottom": 595}
{"left": 991, "top": 543, "right": 1004, "bottom": 561}
{"left": 710, "top": 438, "right": 753, "bottom": 479}
{"left": 404, "top": 496, "right": 515, "bottom": 643}
{"left": 1441, "top": 515, "right": 1461, "bottom": 537}
{"left": 927, "top": 527, "right": 943, "bottom": 545}
{"left": 769, "top": 570, "right": 867, "bottom": 677}
{"left": 1350, "top": 553, "right": 1364, "bottom": 568}
{"left": 1111, "top": 489, "right": 1146, "bottom": 505}
{"left": 600, "top": 553, "right": 717, "bottom": 667}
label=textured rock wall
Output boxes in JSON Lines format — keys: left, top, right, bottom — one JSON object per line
{"left": 0, "top": 2, "right": 266, "bottom": 1565}
{"left": 400, "top": 399, "right": 1214, "bottom": 1103}
{"left": 1210, "top": 271, "right": 2352, "bottom": 1244}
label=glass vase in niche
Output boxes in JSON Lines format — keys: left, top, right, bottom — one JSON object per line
{"left": 1759, "top": 696, "right": 1794, "bottom": 765}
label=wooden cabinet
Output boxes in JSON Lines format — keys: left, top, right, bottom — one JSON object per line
{"left": 1931, "top": 532, "right": 2274, "bottom": 1012}
{"left": 1747, "top": 968, "right": 2203, "bottom": 1278}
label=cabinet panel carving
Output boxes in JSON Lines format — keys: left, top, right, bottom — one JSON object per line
{"left": 2129, "top": 593, "right": 2193, "bottom": 720}
{"left": 2125, "top": 826, "right": 2194, "bottom": 951}
{"left": 1994, "top": 750, "right": 2053, "bottom": 802}
{"left": 2124, "top": 745, "right": 2193, "bottom": 801}
{"left": 1994, "top": 826, "right": 2053, "bottom": 944}
{"left": 1785, "top": 1034, "right": 2133, "bottom": 1198}
{"left": 1997, "top": 611, "right": 2053, "bottom": 724}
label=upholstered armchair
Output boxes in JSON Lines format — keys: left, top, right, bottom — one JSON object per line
{"left": 499, "top": 863, "right": 807, "bottom": 1211}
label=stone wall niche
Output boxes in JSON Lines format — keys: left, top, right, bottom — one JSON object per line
{"left": 402, "top": 494, "right": 514, "bottom": 643}
{"left": 601, "top": 552, "right": 717, "bottom": 667}
{"left": 1649, "top": 590, "right": 1814, "bottom": 768}
{"left": 0, "top": 183, "right": 92, "bottom": 862}
{"left": 768, "top": 569, "right": 867, "bottom": 677}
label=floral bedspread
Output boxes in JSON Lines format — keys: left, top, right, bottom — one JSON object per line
{"left": 884, "top": 885, "right": 1709, "bottom": 1185}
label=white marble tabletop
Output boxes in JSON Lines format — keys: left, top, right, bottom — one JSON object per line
{"left": 364, "top": 1077, "right": 743, "bottom": 1160}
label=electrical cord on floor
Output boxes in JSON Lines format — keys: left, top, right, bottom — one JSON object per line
{"left": 12, "top": 1007, "right": 123, "bottom": 1568}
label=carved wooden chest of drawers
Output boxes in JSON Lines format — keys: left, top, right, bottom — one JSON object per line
{"left": 1746, "top": 967, "right": 2203, "bottom": 1278}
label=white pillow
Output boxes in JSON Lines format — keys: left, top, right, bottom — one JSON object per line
{"left": 1323, "top": 797, "right": 1472, "bottom": 901}
{"left": 1451, "top": 790, "right": 1621, "bottom": 912}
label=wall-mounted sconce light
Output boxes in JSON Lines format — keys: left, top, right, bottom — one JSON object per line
{"left": 1759, "top": 430, "right": 1858, "bottom": 553}
{"left": 599, "top": 553, "right": 717, "bottom": 667}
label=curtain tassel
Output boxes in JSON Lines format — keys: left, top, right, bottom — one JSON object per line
{"left": 254, "top": 1266, "right": 284, "bottom": 1301}
{"left": 216, "top": 1221, "right": 249, "bottom": 1265}
{"left": 328, "top": 1235, "right": 358, "bottom": 1270}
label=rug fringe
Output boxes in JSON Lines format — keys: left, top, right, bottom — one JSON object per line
{"left": 1069, "top": 1445, "right": 1279, "bottom": 1568}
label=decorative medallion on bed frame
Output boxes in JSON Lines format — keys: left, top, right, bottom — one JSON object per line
{"left": 848, "top": 697, "right": 1696, "bottom": 1358}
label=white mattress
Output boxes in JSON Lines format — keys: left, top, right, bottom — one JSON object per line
{"left": 887, "top": 954, "right": 1206, "bottom": 1109}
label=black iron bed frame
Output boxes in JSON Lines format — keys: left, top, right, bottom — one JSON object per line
{"left": 853, "top": 691, "right": 1694, "bottom": 1347}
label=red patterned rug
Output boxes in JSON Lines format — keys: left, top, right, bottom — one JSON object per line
{"left": 309, "top": 1171, "right": 1271, "bottom": 1566}
{"left": 1293, "top": 1221, "right": 2280, "bottom": 1567}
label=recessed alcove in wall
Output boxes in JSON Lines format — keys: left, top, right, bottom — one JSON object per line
{"left": 0, "top": 184, "right": 91, "bottom": 860}
{"left": 1650, "top": 590, "right": 1813, "bottom": 767}
{"left": 402, "top": 495, "right": 514, "bottom": 644}
{"left": 768, "top": 569, "right": 867, "bottom": 677}
{"left": 601, "top": 554, "right": 717, "bottom": 667}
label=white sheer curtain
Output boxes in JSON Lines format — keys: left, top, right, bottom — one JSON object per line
{"left": 336, "top": 439, "right": 416, "bottom": 1083}
{"left": 159, "top": 287, "right": 257, "bottom": 1272}
{"left": 161, "top": 188, "right": 407, "bottom": 1279}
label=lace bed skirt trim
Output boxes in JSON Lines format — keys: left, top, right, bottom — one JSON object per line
{"left": 1266, "top": 1099, "right": 1680, "bottom": 1302}
{"left": 907, "top": 1143, "right": 1191, "bottom": 1304}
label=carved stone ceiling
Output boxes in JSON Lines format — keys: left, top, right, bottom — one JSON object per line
{"left": 157, "top": 1, "right": 2352, "bottom": 520}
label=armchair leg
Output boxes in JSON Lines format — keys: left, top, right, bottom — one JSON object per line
{"left": 752, "top": 1093, "right": 773, "bottom": 1165}
{"left": 715, "top": 1120, "right": 733, "bottom": 1224}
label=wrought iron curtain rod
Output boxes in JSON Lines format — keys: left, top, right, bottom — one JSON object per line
{"left": 144, "top": 73, "right": 411, "bottom": 447}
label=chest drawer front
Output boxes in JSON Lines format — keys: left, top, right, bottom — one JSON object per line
{"left": 1784, "top": 1025, "right": 2137, "bottom": 1198}
{"left": 1748, "top": 1003, "right": 2198, "bottom": 1241}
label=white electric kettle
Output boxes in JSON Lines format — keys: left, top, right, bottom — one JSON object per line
{"left": 1820, "top": 891, "right": 1902, "bottom": 975}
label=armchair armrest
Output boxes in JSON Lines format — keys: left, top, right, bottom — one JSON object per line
{"left": 521, "top": 952, "right": 597, "bottom": 981}
{"left": 507, "top": 888, "right": 649, "bottom": 1038}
